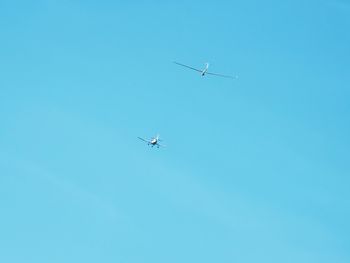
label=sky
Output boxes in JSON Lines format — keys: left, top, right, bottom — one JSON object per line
{"left": 0, "top": 0, "right": 349, "bottom": 262}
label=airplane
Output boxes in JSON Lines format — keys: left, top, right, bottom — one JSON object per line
{"left": 138, "top": 134, "right": 165, "bottom": 148}
{"left": 173, "top": 61, "right": 238, "bottom": 79}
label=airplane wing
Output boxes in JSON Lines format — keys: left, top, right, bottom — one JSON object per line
{"left": 206, "top": 71, "right": 238, "bottom": 79}
{"left": 137, "top": 137, "right": 150, "bottom": 143}
{"left": 157, "top": 143, "right": 166, "bottom": 147}
{"left": 173, "top": 61, "right": 202, "bottom": 73}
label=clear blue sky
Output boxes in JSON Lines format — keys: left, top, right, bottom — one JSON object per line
{"left": 1, "top": 0, "right": 349, "bottom": 262}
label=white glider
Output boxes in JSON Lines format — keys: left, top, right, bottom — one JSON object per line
{"left": 174, "top": 62, "right": 237, "bottom": 79}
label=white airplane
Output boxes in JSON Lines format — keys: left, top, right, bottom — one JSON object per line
{"left": 138, "top": 134, "right": 165, "bottom": 148}
{"left": 174, "top": 61, "right": 237, "bottom": 79}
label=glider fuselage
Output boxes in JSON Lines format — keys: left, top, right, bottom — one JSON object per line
{"left": 201, "top": 63, "right": 209, "bottom": 76}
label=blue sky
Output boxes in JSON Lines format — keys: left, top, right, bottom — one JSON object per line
{"left": 1, "top": 0, "right": 349, "bottom": 262}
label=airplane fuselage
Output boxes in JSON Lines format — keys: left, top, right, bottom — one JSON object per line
{"left": 148, "top": 138, "right": 159, "bottom": 147}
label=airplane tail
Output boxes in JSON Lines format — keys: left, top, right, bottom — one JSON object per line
{"left": 156, "top": 134, "right": 164, "bottom": 142}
